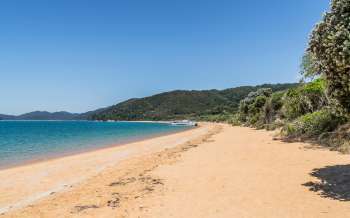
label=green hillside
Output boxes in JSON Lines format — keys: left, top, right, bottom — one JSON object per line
{"left": 91, "top": 83, "right": 297, "bottom": 121}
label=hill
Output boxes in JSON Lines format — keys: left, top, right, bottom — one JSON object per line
{"left": 17, "top": 111, "right": 80, "bottom": 120}
{"left": 0, "top": 111, "right": 80, "bottom": 120}
{"left": 0, "top": 114, "right": 16, "bottom": 120}
{"left": 91, "top": 83, "right": 298, "bottom": 121}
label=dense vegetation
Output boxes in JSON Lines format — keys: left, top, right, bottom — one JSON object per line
{"left": 91, "top": 84, "right": 297, "bottom": 121}
{"left": 233, "top": 0, "right": 350, "bottom": 152}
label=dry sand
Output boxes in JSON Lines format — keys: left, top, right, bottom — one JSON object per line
{"left": 1, "top": 123, "right": 350, "bottom": 217}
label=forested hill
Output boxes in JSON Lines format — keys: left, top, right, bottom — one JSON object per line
{"left": 91, "top": 83, "right": 298, "bottom": 121}
{"left": 0, "top": 111, "right": 80, "bottom": 120}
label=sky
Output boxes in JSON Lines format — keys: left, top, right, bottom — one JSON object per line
{"left": 0, "top": 0, "right": 330, "bottom": 115}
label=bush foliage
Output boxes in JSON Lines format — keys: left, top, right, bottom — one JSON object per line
{"left": 236, "top": 77, "right": 348, "bottom": 148}
{"left": 237, "top": 79, "right": 331, "bottom": 130}
{"left": 282, "top": 109, "right": 345, "bottom": 138}
{"left": 238, "top": 88, "right": 272, "bottom": 127}
{"left": 282, "top": 79, "right": 327, "bottom": 120}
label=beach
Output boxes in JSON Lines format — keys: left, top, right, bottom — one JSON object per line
{"left": 2, "top": 123, "right": 350, "bottom": 217}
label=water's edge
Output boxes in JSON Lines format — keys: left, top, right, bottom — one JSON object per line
{"left": 0, "top": 123, "right": 196, "bottom": 171}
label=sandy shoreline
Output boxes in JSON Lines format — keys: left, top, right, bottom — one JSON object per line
{"left": 2, "top": 123, "right": 350, "bottom": 217}
{"left": 0, "top": 123, "right": 212, "bottom": 215}
{"left": 0, "top": 125, "right": 195, "bottom": 171}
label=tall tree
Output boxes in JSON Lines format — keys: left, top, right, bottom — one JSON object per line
{"left": 308, "top": 0, "right": 350, "bottom": 113}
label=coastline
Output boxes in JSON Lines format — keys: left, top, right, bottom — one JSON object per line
{"left": 0, "top": 123, "right": 212, "bottom": 215}
{"left": 2, "top": 123, "right": 350, "bottom": 217}
{"left": 0, "top": 124, "right": 196, "bottom": 171}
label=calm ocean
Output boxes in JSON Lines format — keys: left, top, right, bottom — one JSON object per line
{"left": 0, "top": 121, "right": 190, "bottom": 168}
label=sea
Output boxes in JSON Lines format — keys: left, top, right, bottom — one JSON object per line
{"left": 0, "top": 121, "right": 190, "bottom": 168}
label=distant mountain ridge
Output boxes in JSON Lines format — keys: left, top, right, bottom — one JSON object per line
{"left": 0, "top": 83, "right": 299, "bottom": 121}
{"left": 0, "top": 114, "right": 16, "bottom": 120}
{"left": 0, "top": 111, "right": 80, "bottom": 120}
{"left": 0, "top": 108, "right": 109, "bottom": 120}
{"left": 18, "top": 111, "right": 80, "bottom": 120}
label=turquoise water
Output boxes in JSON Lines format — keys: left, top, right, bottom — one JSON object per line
{"left": 0, "top": 121, "right": 190, "bottom": 168}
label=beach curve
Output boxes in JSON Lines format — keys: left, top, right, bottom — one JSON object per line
{"left": 0, "top": 123, "right": 214, "bottom": 216}
{"left": 2, "top": 123, "right": 350, "bottom": 217}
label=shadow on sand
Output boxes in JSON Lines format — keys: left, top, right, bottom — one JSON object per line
{"left": 303, "top": 165, "right": 350, "bottom": 201}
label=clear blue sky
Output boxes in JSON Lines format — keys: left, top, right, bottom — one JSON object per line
{"left": 0, "top": 0, "right": 329, "bottom": 115}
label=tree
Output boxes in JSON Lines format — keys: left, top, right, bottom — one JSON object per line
{"left": 300, "top": 51, "right": 319, "bottom": 80}
{"left": 308, "top": 0, "right": 350, "bottom": 113}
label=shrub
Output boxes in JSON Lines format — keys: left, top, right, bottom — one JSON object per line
{"left": 199, "top": 113, "right": 237, "bottom": 123}
{"left": 318, "top": 123, "right": 350, "bottom": 153}
{"left": 282, "top": 79, "right": 327, "bottom": 120}
{"left": 228, "top": 114, "right": 241, "bottom": 126}
{"left": 262, "top": 91, "right": 285, "bottom": 124}
{"left": 270, "top": 91, "right": 285, "bottom": 111}
{"left": 282, "top": 109, "right": 345, "bottom": 138}
{"left": 338, "top": 141, "right": 350, "bottom": 154}
{"left": 238, "top": 88, "right": 272, "bottom": 126}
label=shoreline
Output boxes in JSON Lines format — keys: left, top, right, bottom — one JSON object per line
{"left": 0, "top": 125, "right": 196, "bottom": 171}
{"left": 0, "top": 123, "right": 212, "bottom": 215}
{"left": 2, "top": 124, "right": 350, "bottom": 217}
